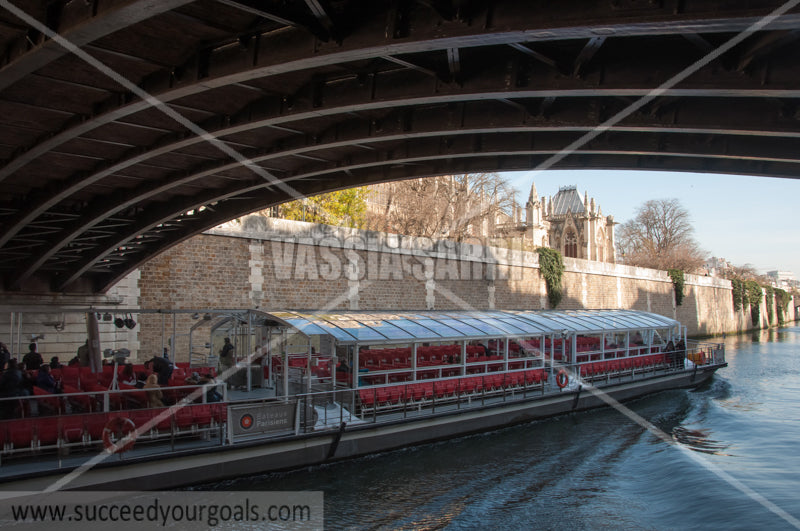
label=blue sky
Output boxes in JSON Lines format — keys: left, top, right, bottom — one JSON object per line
{"left": 503, "top": 170, "right": 800, "bottom": 281}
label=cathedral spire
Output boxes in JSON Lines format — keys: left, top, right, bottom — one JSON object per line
{"left": 528, "top": 181, "right": 539, "bottom": 204}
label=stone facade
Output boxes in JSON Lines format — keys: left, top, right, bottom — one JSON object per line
{"left": 524, "top": 183, "right": 616, "bottom": 263}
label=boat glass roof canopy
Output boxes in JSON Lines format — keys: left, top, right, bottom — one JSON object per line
{"left": 269, "top": 310, "right": 679, "bottom": 345}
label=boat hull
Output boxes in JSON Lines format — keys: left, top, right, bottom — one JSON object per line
{"left": 0, "top": 364, "right": 722, "bottom": 491}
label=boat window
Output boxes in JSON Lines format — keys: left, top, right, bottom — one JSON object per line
{"left": 604, "top": 332, "right": 627, "bottom": 359}
{"left": 652, "top": 330, "right": 666, "bottom": 346}
{"left": 575, "top": 334, "right": 603, "bottom": 362}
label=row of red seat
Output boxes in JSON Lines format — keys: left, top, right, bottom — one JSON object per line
{"left": 579, "top": 354, "right": 668, "bottom": 377}
{"left": 358, "top": 345, "right": 488, "bottom": 368}
{"left": 0, "top": 403, "right": 226, "bottom": 453}
{"left": 47, "top": 362, "right": 201, "bottom": 391}
{"left": 359, "top": 369, "right": 549, "bottom": 408}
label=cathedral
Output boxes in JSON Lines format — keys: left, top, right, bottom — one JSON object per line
{"left": 521, "top": 183, "right": 616, "bottom": 263}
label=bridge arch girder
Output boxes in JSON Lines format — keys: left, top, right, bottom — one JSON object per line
{"left": 1, "top": 0, "right": 800, "bottom": 293}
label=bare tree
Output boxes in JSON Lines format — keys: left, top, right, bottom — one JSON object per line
{"left": 616, "top": 198, "right": 706, "bottom": 271}
{"left": 364, "top": 173, "right": 518, "bottom": 241}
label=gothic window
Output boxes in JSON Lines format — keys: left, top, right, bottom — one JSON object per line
{"left": 564, "top": 230, "right": 578, "bottom": 258}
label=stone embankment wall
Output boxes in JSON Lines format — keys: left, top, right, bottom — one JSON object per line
{"left": 134, "top": 216, "right": 796, "bottom": 359}
{"left": 5, "top": 217, "right": 793, "bottom": 363}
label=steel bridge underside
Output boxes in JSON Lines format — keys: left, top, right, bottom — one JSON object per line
{"left": 0, "top": 0, "right": 799, "bottom": 294}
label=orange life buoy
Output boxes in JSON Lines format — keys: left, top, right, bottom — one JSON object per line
{"left": 102, "top": 416, "right": 137, "bottom": 453}
{"left": 556, "top": 369, "right": 569, "bottom": 388}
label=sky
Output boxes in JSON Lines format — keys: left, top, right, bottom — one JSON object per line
{"left": 502, "top": 169, "right": 800, "bottom": 281}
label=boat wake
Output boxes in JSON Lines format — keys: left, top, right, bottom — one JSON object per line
{"left": 671, "top": 426, "right": 730, "bottom": 455}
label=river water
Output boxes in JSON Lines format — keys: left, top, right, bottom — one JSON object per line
{"left": 207, "top": 327, "right": 800, "bottom": 530}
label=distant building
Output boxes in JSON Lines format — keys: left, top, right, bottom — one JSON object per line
{"left": 766, "top": 270, "right": 797, "bottom": 289}
{"left": 522, "top": 183, "right": 616, "bottom": 263}
{"left": 703, "top": 257, "right": 731, "bottom": 277}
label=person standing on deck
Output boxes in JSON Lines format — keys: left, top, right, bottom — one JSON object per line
{"left": 0, "top": 342, "right": 10, "bottom": 371}
{"left": 22, "top": 343, "right": 43, "bottom": 371}
{"left": 219, "top": 337, "right": 235, "bottom": 374}
{"left": 76, "top": 339, "right": 90, "bottom": 367}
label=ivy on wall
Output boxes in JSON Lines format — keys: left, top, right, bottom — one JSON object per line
{"left": 731, "top": 278, "right": 744, "bottom": 312}
{"left": 667, "top": 269, "right": 685, "bottom": 306}
{"left": 775, "top": 288, "right": 791, "bottom": 326}
{"left": 537, "top": 247, "right": 565, "bottom": 308}
{"left": 745, "top": 280, "right": 763, "bottom": 325}
{"left": 764, "top": 285, "right": 774, "bottom": 325}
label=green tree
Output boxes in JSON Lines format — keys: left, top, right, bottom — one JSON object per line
{"left": 278, "top": 188, "right": 369, "bottom": 228}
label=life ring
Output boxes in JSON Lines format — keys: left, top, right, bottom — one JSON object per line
{"left": 556, "top": 369, "right": 569, "bottom": 388}
{"left": 102, "top": 417, "right": 137, "bottom": 453}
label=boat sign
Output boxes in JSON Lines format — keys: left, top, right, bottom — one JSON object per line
{"left": 229, "top": 402, "right": 296, "bottom": 439}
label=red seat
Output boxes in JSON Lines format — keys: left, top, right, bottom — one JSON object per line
{"left": 387, "top": 386, "right": 404, "bottom": 404}
{"left": 33, "top": 386, "right": 62, "bottom": 414}
{"left": 60, "top": 415, "right": 85, "bottom": 444}
{"left": 118, "top": 383, "right": 147, "bottom": 408}
{"left": 36, "top": 418, "right": 60, "bottom": 447}
{"left": 60, "top": 367, "right": 80, "bottom": 388}
{"left": 376, "top": 388, "right": 390, "bottom": 405}
{"left": 191, "top": 404, "right": 213, "bottom": 427}
{"left": 359, "top": 389, "right": 376, "bottom": 407}
{"left": 174, "top": 406, "right": 195, "bottom": 430}
{"left": 84, "top": 412, "right": 109, "bottom": 442}
{"left": 8, "top": 419, "right": 36, "bottom": 450}
{"left": 153, "top": 407, "right": 174, "bottom": 431}
{"left": 127, "top": 409, "right": 154, "bottom": 433}
{"left": 62, "top": 383, "right": 94, "bottom": 412}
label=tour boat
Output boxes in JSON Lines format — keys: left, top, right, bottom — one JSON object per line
{"left": 0, "top": 308, "right": 726, "bottom": 491}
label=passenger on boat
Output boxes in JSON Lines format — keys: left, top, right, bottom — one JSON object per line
{"left": 76, "top": 339, "right": 90, "bottom": 367}
{"left": 674, "top": 340, "right": 687, "bottom": 367}
{"left": 337, "top": 360, "right": 350, "bottom": 373}
{"left": 49, "top": 356, "right": 62, "bottom": 369}
{"left": 143, "top": 374, "right": 164, "bottom": 408}
{"left": 219, "top": 337, "right": 235, "bottom": 373}
{"left": 67, "top": 356, "right": 80, "bottom": 367}
{"left": 35, "top": 364, "right": 61, "bottom": 394}
{"left": 0, "top": 342, "right": 10, "bottom": 371}
{"left": 0, "top": 359, "right": 26, "bottom": 397}
{"left": 22, "top": 343, "right": 43, "bottom": 371}
{"left": 18, "top": 362, "right": 36, "bottom": 395}
{"left": 145, "top": 355, "right": 173, "bottom": 386}
{"left": 120, "top": 364, "right": 139, "bottom": 386}
{"left": 185, "top": 372, "right": 223, "bottom": 402}
{"left": 664, "top": 341, "right": 676, "bottom": 366}
{"left": 0, "top": 360, "right": 28, "bottom": 418}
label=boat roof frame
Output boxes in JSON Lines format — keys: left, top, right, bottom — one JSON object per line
{"left": 269, "top": 309, "right": 680, "bottom": 346}
{"left": 5, "top": 307, "right": 680, "bottom": 346}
